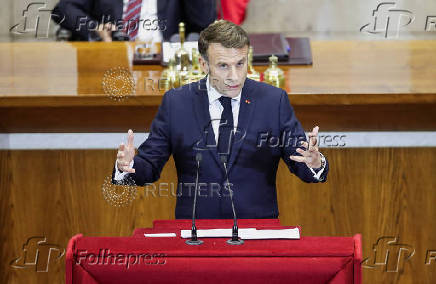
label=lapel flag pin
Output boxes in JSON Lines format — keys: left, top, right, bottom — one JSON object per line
{"left": 245, "top": 99, "right": 251, "bottom": 104}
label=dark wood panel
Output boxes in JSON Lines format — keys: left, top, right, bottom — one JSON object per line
{"left": 0, "top": 106, "right": 158, "bottom": 133}
{"left": 292, "top": 103, "right": 436, "bottom": 131}
{"left": 0, "top": 151, "right": 12, "bottom": 284}
{"left": 0, "top": 148, "right": 435, "bottom": 283}
{"left": 1, "top": 103, "right": 435, "bottom": 132}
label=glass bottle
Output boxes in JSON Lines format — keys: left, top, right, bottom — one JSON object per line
{"left": 160, "top": 57, "right": 180, "bottom": 91}
{"left": 247, "top": 46, "right": 260, "bottom": 81}
{"left": 188, "top": 48, "right": 206, "bottom": 82}
{"left": 174, "top": 22, "right": 190, "bottom": 75}
{"left": 263, "top": 54, "right": 284, "bottom": 88}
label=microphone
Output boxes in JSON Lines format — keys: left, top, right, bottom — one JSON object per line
{"left": 220, "top": 155, "right": 244, "bottom": 245}
{"left": 186, "top": 153, "right": 204, "bottom": 245}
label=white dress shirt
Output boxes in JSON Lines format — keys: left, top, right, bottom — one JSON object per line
{"left": 206, "top": 77, "right": 241, "bottom": 144}
{"left": 114, "top": 76, "right": 325, "bottom": 180}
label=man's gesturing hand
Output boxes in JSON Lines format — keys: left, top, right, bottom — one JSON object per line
{"left": 116, "top": 129, "right": 136, "bottom": 173}
{"left": 290, "top": 126, "right": 322, "bottom": 169}
{"left": 97, "top": 23, "right": 115, "bottom": 42}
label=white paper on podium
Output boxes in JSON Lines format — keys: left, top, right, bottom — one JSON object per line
{"left": 144, "top": 233, "right": 177, "bottom": 237}
{"left": 180, "top": 228, "right": 300, "bottom": 240}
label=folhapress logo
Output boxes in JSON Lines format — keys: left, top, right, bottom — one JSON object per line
{"left": 10, "top": 237, "right": 65, "bottom": 272}
{"left": 362, "top": 236, "right": 415, "bottom": 272}
{"left": 360, "top": 2, "right": 414, "bottom": 38}
{"left": 10, "top": 2, "right": 64, "bottom": 38}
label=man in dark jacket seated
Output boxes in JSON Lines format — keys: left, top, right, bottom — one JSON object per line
{"left": 52, "top": 0, "right": 124, "bottom": 41}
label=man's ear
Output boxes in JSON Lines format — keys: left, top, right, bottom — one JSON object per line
{"left": 198, "top": 55, "right": 209, "bottom": 74}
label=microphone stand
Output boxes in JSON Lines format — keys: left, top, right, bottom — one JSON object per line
{"left": 220, "top": 155, "right": 244, "bottom": 245}
{"left": 186, "top": 153, "right": 204, "bottom": 245}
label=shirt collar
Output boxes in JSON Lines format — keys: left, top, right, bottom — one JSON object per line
{"left": 206, "top": 75, "right": 242, "bottom": 105}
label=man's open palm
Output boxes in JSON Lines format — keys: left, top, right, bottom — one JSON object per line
{"left": 289, "top": 126, "right": 322, "bottom": 169}
{"left": 116, "top": 129, "right": 136, "bottom": 173}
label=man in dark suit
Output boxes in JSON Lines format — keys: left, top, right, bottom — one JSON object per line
{"left": 113, "top": 20, "right": 328, "bottom": 219}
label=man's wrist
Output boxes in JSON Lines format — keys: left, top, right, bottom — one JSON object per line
{"left": 312, "top": 153, "right": 326, "bottom": 171}
{"left": 308, "top": 153, "right": 326, "bottom": 181}
{"left": 116, "top": 160, "right": 131, "bottom": 173}
{"left": 117, "top": 159, "right": 134, "bottom": 172}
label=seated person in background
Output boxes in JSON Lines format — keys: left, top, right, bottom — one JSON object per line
{"left": 53, "top": 0, "right": 215, "bottom": 42}
{"left": 157, "top": 0, "right": 217, "bottom": 41}
{"left": 53, "top": 0, "right": 123, "bottom": 41}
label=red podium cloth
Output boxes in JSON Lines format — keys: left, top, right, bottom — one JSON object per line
{"left": 66, "top": 219, "right": 362, "bottom": 284}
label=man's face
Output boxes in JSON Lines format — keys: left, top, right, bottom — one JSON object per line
{"left": 199, "top": 43, "right": 248, "bottom": 98}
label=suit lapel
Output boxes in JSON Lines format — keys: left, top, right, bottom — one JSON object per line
{"left": 193, "top": 78, "right": 224, "bottom": 171}
{"left": 228, "top": 79, "right": 255, "bottom": 172}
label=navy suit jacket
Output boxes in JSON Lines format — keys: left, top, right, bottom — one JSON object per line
{"left": 112, "top": 78, "right": 328, "bottom": 219}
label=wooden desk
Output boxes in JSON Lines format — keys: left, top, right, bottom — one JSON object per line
{"left": 0, "top": 41, "right": 435, "bottom": 132}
